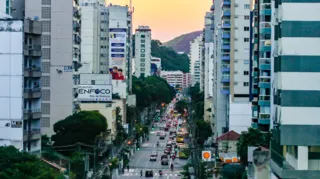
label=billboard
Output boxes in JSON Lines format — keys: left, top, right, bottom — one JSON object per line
{"left": 78, "top": 85, "right": 112, "bottom": 102}
{"left": 109, "top": 28, "right": 127, "bottom": 81}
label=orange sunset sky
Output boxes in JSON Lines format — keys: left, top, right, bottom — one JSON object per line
{"left": 108, "top": 0, "right": 212, "bottom": 42}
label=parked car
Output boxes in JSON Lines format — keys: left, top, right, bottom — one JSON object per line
{"left": 145, "top": 170, "right": 154, "bottom": 177}
{"left": 150, "top": 154, "right": 157, "bottom": 161}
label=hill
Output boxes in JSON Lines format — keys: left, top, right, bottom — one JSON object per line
{"left": 151, "top": 40, "right": 189, "bottom": 73}
{"left": 163, "top": 30, "right": 202, "bottom": 54}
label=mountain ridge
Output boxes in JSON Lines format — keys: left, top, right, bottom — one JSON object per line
{"left": 163, "top": 30, "right": 202, "bottom": 54}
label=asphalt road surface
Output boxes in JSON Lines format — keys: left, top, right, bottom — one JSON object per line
{"left": 118, "top": 122, "right": 187, "bottom": 178}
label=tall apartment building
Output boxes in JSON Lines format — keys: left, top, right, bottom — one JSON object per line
{"left": 249, "top": 0, "right": 272, "bottom": 131}
{"left": 189, "top": 35, "right": 203, "bottom": 86}
{"left": 270, "top": 0, "right": 320, "bottom": 178}
{"left": 160, "top": 71, "right": 191, "bottom": 89}
{"left": 193, "top": 60, "right": 201, "bottom": 85}
{"left": 24, "top": 0, "right": 81, "bottom": 136}
{"left": 0, "top": 11, "right": 42, "bottom": 154}
{"left": 134, "top": 25, "right": 151, "bottom": 78}
{"left": 212, "top": 0, "right": 252, "bottom": 138}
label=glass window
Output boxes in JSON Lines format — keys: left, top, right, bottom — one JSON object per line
{"left": 141, "top": 63, "right": 145, "bottom": 67}
{"left": 141, "top": 58, "right": 145, "bottom": 62}
{"left": 141, "top": 35, "right": 145, "bottom": 38}
{"left": 244, "top": 16, "right": 250, "bottom": 20}
{"left": 141, "top": 40, "right": 145, "bottom": 43}
{"left": 244, "top": 27, "right": 249, "bottom": 31}
{"left": 243, "top": 71, "right": 249, "bottom": 75}
{"left": 141, "top": 54, "right": 145, "bottom": 57}
{"left": 141, "top": 49, "right": 145, "bottom": 52}
{"left": 244, "top": 38, "right": 249, "bottom": 42}
{"left": 141, "top": 44, "right": 145, "bottom": 48}
{"left": 244, "top": 60, "right": 249, "bottom": 64}
{"left": 243, "top": 82, "right": 249, "bottom": 86}
{"left": 244, "top": 4, "right": 250, "bottom": 9}
{"left": 141, "top": 68, "right": 145, "bottom": 71}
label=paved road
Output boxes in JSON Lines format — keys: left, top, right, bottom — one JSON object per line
{"left": 118, "top": 122, "right": 187, "bottom": 178}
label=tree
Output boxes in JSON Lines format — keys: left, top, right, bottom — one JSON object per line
{"left": 220, "top": 163, "right": 246, "bottom": 179}
{"left": 195, "top": 120, "right": 212, "bottom": 146}
{"left": 0, "top": 146, "right": 63, "bottom": 179}
{"left": 236, "top": 128, "right": 272, "bottom": 165}
{"left": 175, "top": 100, "right": 188, "bottom": 114}
{"left": 51, "top": 111, "right": 107, "bottom": 146}
{"left": 114, "top": 107, "right": 128, "bottom": 146}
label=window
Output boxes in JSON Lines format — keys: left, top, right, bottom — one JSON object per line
{"left": 42, "top": 62, "right": 50, "bottom": 73}
{"left": 244, "top": 60, "right": 249, "bottom": 64}
{"left": 244, "top": 38, "right": 249, "bottom": 42}
{"left": 141, "top": 49, "right": 145, "bottom": 52}
{"left": 42, "top": 21, "right": 51, "bottom": 32}
{"left": 244, "top": 4, "right": 250, "bottom": 9}
{"left": 141, "top": 58, "right": 145, "bottom": 62}
{"left": 244, "top": 16, "right": 250, "bottom": 20}
{"left": 141, "top": 54, "right": 145, "bottom": 57}
{"left": 42, "top": 103, "right": 50, "bottom": 114}
{"left": 42, "top": 48, "right": 50, "bottom": 59}
{"left": 141, "top": 35, "right": 145, "bottom": 38}
{"left": 141, "top": 44, "right": 145, "bottom": 48}
{"left": 42, "top": 35, "right": 51, "bottom": 46}
{"left": 42, "top": 89, "right": 50, "bottom": 101}
{"left": 41, "top": 117, "right": 50, "bottom": 128}
{"left": 141, "top": 68, "right": 145, "bottom": 71}
{"left": 243, "top": 71, "right": 249, "bottom": 75}
{"left": 141, "top": 63, "right": 145, "bottom": 67}
{"left": 244, "top": 27, "right": 249, "bottom": 31}
{"left": 42, "top": 0, "right": 51, "bottom": 5}
{"left": 243, "top": 82, "right": 249, "bottom": 86}
{"left": 41, "top": 7, "right": 51, "bottom": 19}
{"left": 41, "top": 76, "right": 50, "bottom": 87}
{"left": 141, "top": 39, "right": 145, "bottom": 43}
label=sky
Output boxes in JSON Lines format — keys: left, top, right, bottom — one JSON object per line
{"left": 108, "top": 0, "right": 212, "bottom": 42}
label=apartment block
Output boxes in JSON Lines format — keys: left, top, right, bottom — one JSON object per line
{"left": 0, "top": 0, "right": 11, "bottom": 15}
{"left": 189, "top": 35, "right": 203, "bottom": 86}
{"left": 135, "top": 25, "right": 151, "bottom": 78}
{"left": 160, "top": 71, "right": 191, "bottom": 89}
{"left": 24, "top": 0, "right": 80, "bottom": 136}
{"left": 270, "top": 0, "right": 320, "bottom": 178}
{"left": 249, "top": 0, "right": 272, "bottom": 132}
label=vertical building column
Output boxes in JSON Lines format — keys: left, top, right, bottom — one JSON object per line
{"left": 297, "top": 146, "right": 308, "bottom": 170}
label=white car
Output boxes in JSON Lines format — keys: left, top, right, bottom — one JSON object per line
{"left": 150, "top": 154, "right": 157, "bottom": 161}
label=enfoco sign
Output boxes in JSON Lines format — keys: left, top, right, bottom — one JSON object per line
{"left": 78, "top": 85, "right": 112, "bottom": 102}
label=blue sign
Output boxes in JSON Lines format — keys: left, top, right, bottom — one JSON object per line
{"left": 111, "top": 54, "right": 125, "bottom": 58}
{"left": 64, "top": 66, "right": 73, "bottom": 72}
{"left": 111, "top": 48, "right": 125, "bottom": 52}
{"left": 111, "top": 43, "right": 125, "bottom": 47}
{"left": 109, "top": 28, "right": 127, "bottom": 32}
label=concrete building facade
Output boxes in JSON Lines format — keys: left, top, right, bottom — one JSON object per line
{"left": 134, "top": 25, "right": 151, "bottom": 78}
{"left": 160, "top": 71, "right": 191, "bottom": 89}
{"left": 189, "top": 35, "right": 203, "bottom": 86}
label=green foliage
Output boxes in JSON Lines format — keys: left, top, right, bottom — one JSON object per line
{"left": 180, "top": 164, "right": 191, "bottom": 179}
{"left": 195, "top": 120, "right": 212, "bottom": 146}
{"left": 175, "top": 100, "right": 188, "bottom": 114}
{"left": 132, "top": 75, "right": 175, "bottom": 110}
{"left": 236, "top": 128, "right": 272, "bottom": 165}
{"left": 70, "top": 153, "right": 86, "bottom": 179}
{"left": 109, "top": 158, "right": 119, "bottom": 170}
{"left": 220, "top": 164, "right": 246, "bottom": 179}
{"left": 151, "top": 40, "right": 190, "bottom": 72}
{"left": 0, "top": 146, "right": 63, "bottom": 179}
{"left": 189, "top": 83, "right": 204, "bottom": 119}
{"left": 114, "top": 107, "right": 128, "bottom": 146}
{"left": 51, "top": 111, "right": 107, "bottom": 146}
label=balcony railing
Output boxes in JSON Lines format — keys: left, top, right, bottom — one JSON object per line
{"left": 221, "top": 23, "right": 231, "bottom": 28}
{"left": 24, "top": 87, "right": 41, "bottom": 93}
{"left": 24, "top": 45, "right": 41, "bottom": 56}
{"left": 24, "top": 19, "right": 41, "bottom": 35}
{"left": 24, "top": 108, "right": 41, "bottom": 114}
{"left": 259, "top": 113, "right": 270, "bottom": 119}
{"left": 221, "top": 75, "right": 230, "bottom": 83}
{"left": 221, "top": 0, "right": 231, "bottom": 6}
{"left": 222, "top": 33, "right": 230, "bottom": 38}
{"left": 221, "top": 55, "right": 230, "bottom": 61}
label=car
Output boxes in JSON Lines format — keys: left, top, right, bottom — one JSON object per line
{"left": 161, "top": 158, "right": 169, "bottom": 165}
{"left": 145, "top": 170, "right": 154, "bottom": 177}
{"left": 156, "top": 131, "right": 161, "bottom": 136}
{"left": 164, "top": 148, "right": 170, "bottom": 154}
{"left": 159, "top": 136, "right": 165, "bottom": 140}
{"left": 169, "top": 136, "right": 175, "bottom": 140}
{"left": 164, "top": 127, "right": 169, "bottom": 131}
{"left": 150, "top": 154, "right": 157, "bottom": 161}
{"left": 161, "top": 155, "right": 168, "bottom": 160}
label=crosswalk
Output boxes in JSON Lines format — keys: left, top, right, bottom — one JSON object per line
{"left": 122, "top": 169, "right": 181, "bottom": 177}
{"left": 141, "top": 143, "right": 166, "bottom": 147}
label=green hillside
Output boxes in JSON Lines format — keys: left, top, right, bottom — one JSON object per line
{"left": 151, "top": 40, "right": 189, "bottom": 72}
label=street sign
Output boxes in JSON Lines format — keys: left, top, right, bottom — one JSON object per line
{"left": 202, "top": 151, "right": 212, "bottom": 162}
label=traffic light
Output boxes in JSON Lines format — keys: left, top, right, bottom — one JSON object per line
{"left": 136, "top": 143, "right": 140, "bottom": 151}
{"left": 152, "top": 125, "right": 154, "bottom": 130}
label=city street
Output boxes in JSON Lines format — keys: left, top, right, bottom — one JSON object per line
{"left": 118, "top": 117, "right": 187, "bottom": 178}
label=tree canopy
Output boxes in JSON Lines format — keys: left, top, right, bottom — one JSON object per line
{"left": 0, "top": 146, "right": 63, "bottom": 179}
{"left": 236, "top": 128, "right": 272, "bottom": 165}
{"left": 175, "top": 100, "right": 188, "bottom": 114}
{"left": 151, "top": 40, "right": 190, "bottom": 72}
{"left": 189, "top": 83, "right": 204, "bottom": 119}
{"left": 132, "top": 75, "right": 175, "bottom": 110}
{"left": 51, "top": 111, "right": 107, "bottom": 146}
{"left": 195, "top": 119, "right": 212, "bottom": 146}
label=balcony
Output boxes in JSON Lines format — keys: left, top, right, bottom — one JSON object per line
{"left": 24, "top": 67, "right": 42, "bottom": 78}
{"left": 23, "top": 108, "right": 41, "bottom": 119}
{"left": 221, "top": 64, "right": 230, "bottom": 72}
{"left": 24, "top": 88, "right": 41, "bottom": 99}
{"left": 73, "top": 21, "right": 80, "bottom": 32}
{"left": 221, "top": 86, "right": 230, "bottom": 95}
{"left": 73, "top": 34, "right": 81, "bottom": 44}
{"left": 258, "top": 113, "right": 270, "bottom": 124}
{"left": 23, "top": 129, "right": 41, "bottom": 141}
{"left": 261, "top": 8, "right": 271, "bottom": 15}
{"left": 221, "top": 75, "right": 230, "bottom": 83}
{"left": 221, "top": 23, "right": 231, "bottom": 29}
{"left": 258, "top": 98, "right": 270, "bottom": 106}
{"left": 252, "top": 88, "right": 258, "bottom": 94}
{"left": 221, "top": 0, "right": 231, "bottom": 6}
{"left": 259, "top": 64, "right": 271, "bottom": 70}
{"left": 259, "top": 79, "right": 271, "bottom": 88}
{"left": 222, "top": 44, "right": 230, "bottom": 50}
{"left": 260, "top": 27, "right": 271, "bottom": 34}
{"left": 24, "top": 45, "right": 41, "bottom": 57}
{"left": 222, "top": 33, "right": 230, "bottom": 39}
{"left": 251, "top": 122, "right": 258, "bottom": 128}
{"left": 221, "top": 55, "right": 230, "bottom": 61}
{"left": 221, "top": 10, "right": 231, "bottom": 17}
{"left": 24, "top": 19, "right": 41, "bottom": 35}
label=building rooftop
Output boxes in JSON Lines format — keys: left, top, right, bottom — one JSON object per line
{"left": 216, "top": 130, "right": 240, "bottom": 141}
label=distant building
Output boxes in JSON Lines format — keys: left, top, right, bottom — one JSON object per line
{"left": 189, "top": 35, "right": 203, "bottom": 86}
{"left": 151, "top": 56, "right": 161, "bottom": 75}
{"left": 160, "top": 71, "right": 191, "bottom": 88}
{"left": 135, "top": 25, "right": 151, "bottom": 78}
{"left": 216, "top": 130, "right": 240, "bottom": 153}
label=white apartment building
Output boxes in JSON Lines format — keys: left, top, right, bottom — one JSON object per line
{"left": 193, "top": 60, "right": 201, "bottom": 85}
{"left": 212, "top": 0, "right": 251, "bottom": 138}
{"left": 134, "top": 25, "right": 151, "bottom": 78}
{"left": 270, "top": 0, "right": 320, "bottom": 178}
{"left": 24, "top": 0, "right": 81, "bottom": 136}
{"left": 0, "top": 0, "right": 10, "bottom": 15}
{"left": 189, "top": 35, "right": 203, "bottom": 86}
{"left": 160, "top": 71, "right": 191, "bottom": 89}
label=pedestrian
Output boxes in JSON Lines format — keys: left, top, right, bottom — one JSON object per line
{"left": 140, "top": 170, "right": 143, "bottom": 177}
{"left": 127, "top": 165, "right": 130, "bottom": 172}
{"left": 122, "top": 167, "right": 125, "bottom": 174}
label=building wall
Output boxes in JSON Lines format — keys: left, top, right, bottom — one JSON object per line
{"left": 229, "top": 101, "right": 251, "bottom": 134}
{"left": 0, "top": 20, "right": 24, "bottom": 150}
{"left": 189, "top": 35, "right": 202, "bottom": 84}
{"left": 218, "top": 140, "right": 238, "bottom": 153}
